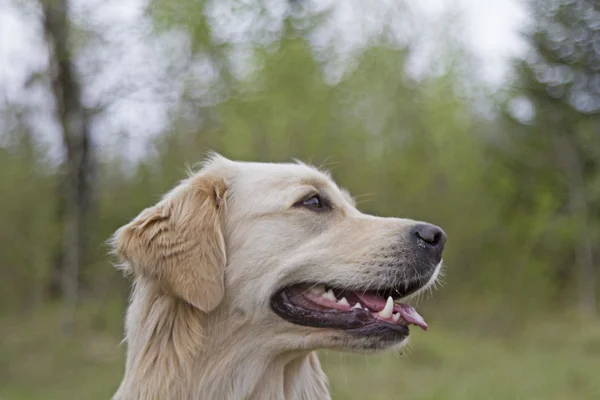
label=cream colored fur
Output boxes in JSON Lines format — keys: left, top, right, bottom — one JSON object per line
{"left": 111, "top": 154, "right": 435, "bottom": 400}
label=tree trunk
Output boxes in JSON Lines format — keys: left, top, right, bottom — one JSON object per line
{"left": 554, "top": 131, "right": 596, "bottom": 317}
{"left": 42, "top": 0, "right": 95, "bottom": 335}
{"left": 47, "top": 175, "right": 65, "bottom": 300}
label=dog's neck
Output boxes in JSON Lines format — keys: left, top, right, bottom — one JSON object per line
{"left": 114, "top": 279, "right": 330, "bottom": 400}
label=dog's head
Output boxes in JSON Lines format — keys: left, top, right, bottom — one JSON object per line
{"left": 112, "top": 154, "right": 446, "bottom": 352}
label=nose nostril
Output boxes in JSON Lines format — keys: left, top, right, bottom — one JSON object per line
{"left": 414, "top": 224, "right": 446, "bottom": 248}
{"left": 411, "top": 223, "right": 447, "bottom": 263}
{"left": 415, "top": 231, "right": 431, "bottom": 245}
{"left": 431, "top": 232, "right": 441, "bottom": 246}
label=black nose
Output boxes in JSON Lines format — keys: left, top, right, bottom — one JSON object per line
{"left": 412, "top": 223, "right": 447, "bottom": 261}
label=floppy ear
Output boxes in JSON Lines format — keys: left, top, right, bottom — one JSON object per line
{"left": 112, "top": 174, "right": 227, "bottom": 312}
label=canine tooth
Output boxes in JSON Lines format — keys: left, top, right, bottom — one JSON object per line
{"left": 310, "top": 285, "right": 325, "bottom": 294}
{"left": 378, "top": 296, "right": 394, "bottom": 319}
{"left": 352, "top": 302, "right": 363, "bottom": 309}
{"left": 322, "top": 289, "right": 336, "bottom": 302}
{"left": 392, "top": 312, "right": 401, "bottom": 322}
{"left": 338, "top": 297, "right": 349, "bottom": 306}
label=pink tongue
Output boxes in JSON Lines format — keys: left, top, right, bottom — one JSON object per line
{"left": 355, "top": 293, "right": 428, "bottom": 331}
{"left": 398, "top": 304, "right": 428, "bottom": 331}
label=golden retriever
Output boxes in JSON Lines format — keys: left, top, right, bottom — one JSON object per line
{"left": 111, "top": 154, "right": 446, "bottom": 399}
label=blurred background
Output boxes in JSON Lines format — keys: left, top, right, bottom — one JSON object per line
{"left": 1, "top": 0, "right": 599, "bottom": 398}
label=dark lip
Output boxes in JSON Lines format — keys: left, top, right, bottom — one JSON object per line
{"left": 270, "top": 288, "right": 410, "bottom": 339}
{"left": 366, "top": 279, "right": 427, "bottom": 300}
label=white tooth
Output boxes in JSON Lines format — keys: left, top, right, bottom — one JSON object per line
{"left": 392, "top": 312, "right": 400, "bottom": 322}
{"left": 322, "top": 289, "right": 336, "bottom": 302}
{"left": 378, "top": 296, "right": 394, "bottom": 319}
{"left": 338, "top": 297, "right": 349, "bottom": 306}
{"left": 352, "top": 302, "right": 363, "bottom": 309}
{"left": 310, "top": 285, "right": 325, "bottom": 294}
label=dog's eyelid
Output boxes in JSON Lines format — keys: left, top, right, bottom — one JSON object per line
{"left": 300, "top": 190, "right": 319, "bottom": 201}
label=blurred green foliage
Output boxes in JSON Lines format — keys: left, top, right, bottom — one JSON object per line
{"left": 1, "top": 0, "right": 599, "bottom": 398}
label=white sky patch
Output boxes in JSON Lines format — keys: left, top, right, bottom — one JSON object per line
{"left": 409, "top": 0, "right": 528, "bottom": 86}
{"left": 460, "top": 0, "right": 529, "bottom": 85}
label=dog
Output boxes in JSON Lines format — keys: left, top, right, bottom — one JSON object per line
{"left": 110, "top": 154, "right": 446, "bottom": 399}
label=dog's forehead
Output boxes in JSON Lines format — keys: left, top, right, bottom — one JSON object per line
{"left": 231, "top": 161, "right": 332, "bottom": 190}
{"left": 201, "top": 156, "right": 355, "bottom": 206}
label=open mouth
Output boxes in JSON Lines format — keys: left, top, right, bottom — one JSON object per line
{"left": 270, "top": 281, "right": 430, "bottom": 339}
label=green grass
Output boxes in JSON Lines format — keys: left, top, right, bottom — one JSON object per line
{"left": 322, "top": 320, "right": 600, "bottom": 400}
{"left": 1, "top": 305, "right": 599, "bottom": 399}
